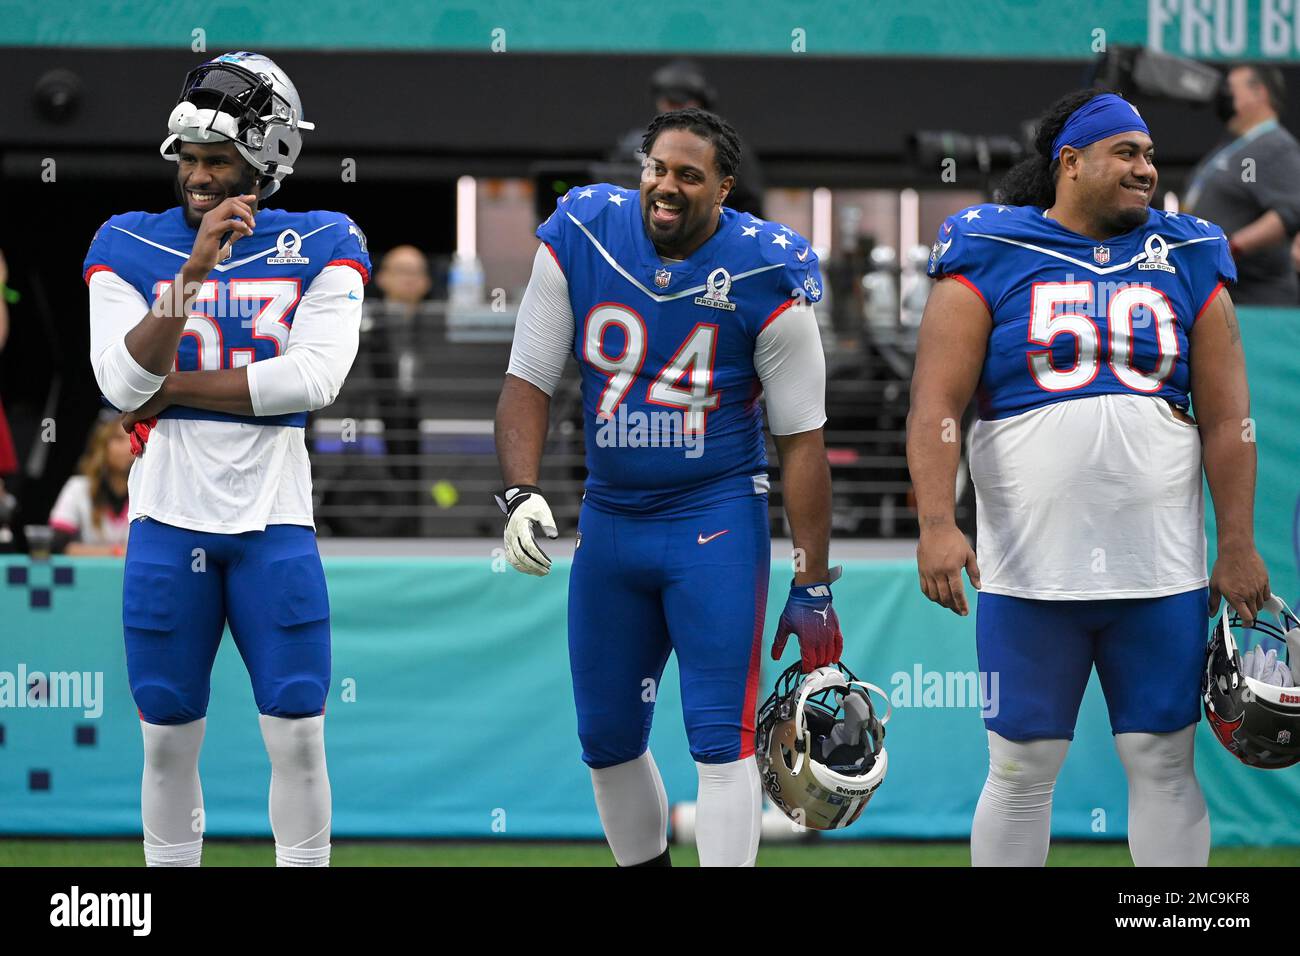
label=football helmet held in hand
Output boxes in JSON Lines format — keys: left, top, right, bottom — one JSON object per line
{"left": 756, "top": 661, "right": 891, "bottom": 830}
{"left": 1204, "top": 594, "right": 1300, "bottom": 770}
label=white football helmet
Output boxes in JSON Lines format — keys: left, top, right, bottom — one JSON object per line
{"left": 159, "top": 51, "right": 313, "bottom": 199}
{"left": 755, "top": 662, "right": 891, "bottom": 830}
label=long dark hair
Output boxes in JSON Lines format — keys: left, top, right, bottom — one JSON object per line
{"left": 994, "top": 89, "right": 1109, "bottom": 207}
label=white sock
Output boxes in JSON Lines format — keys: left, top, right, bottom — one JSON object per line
{"left": 259, "top": 715, "right": 332, "bottom": 868}
{"left": 1115, "top": 727, "right": 1209, "bottom": 866}
{"left": 590, "top": 750, "right": 668, "bottom": 866}
{"left": 140, "top": 718, "right": 206, "bottom": 867}
{"left": 971, "top": 731, "right": 1070, "bottom": 867}
{"left": 695, "top": 757, "right": 762, "bottom": 867}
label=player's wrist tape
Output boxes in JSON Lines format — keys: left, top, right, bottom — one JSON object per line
{"left": 789, "top": 564, "right": 843, "bottom": 592}
{"left": 495, "top": 484, "right": 544, "bottom": 517}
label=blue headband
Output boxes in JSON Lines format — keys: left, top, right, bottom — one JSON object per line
{"left": 1051, "top": 94, "right": 1149, "bottom": 161}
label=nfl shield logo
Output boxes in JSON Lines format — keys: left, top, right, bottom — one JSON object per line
{"left": 655, "top": 268, "right": 671, "bottom": 288}
{"left": 1093, "top": 245, "right": 1110, "bottom": 265}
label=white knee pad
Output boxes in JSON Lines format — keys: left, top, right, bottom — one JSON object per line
{"left": 694, "top": 757, "right": 762, "bottom": 868}
{"left": 140, "top": 718, "right": 206, "bottom": 867}
{"left": 590, "top": 750, "right": 669, "bottom": 866}
{"left": 971, "top": 731, "right": 1070, "bottom": 867}
{"left": 259, "top": 715, "right": 332, "bottom": 867}
{"left": 1115, "top": 727, "right": 1208, "bottom": 867}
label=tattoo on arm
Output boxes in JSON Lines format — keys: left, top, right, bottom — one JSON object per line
{"left": 1223, "top": 298, "right": 1241, "bottom": 346}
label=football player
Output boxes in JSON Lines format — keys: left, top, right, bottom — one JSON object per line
{"left": 908, "top": 90, "right": 1270, "bottom": 866}
{"left": 495, "top": 108, "right": 836, "bottom": 867}
{"left": 85, "top": 52, "right": 370, "bottom": 866}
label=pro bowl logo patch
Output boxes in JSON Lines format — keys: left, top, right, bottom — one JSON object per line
{"left": 694, "top": 267, "right": 736, "bottom": 311}
{"left": 1137, "top": 234, "right": 1176, "bottom": 274}
{"left": 803, "top": 275, "right": 822, "bottom": 302}
{"left": 267, "top": 229, "right": 310, "bottom": 265}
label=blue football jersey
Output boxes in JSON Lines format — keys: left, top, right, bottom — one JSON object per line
{"left": 537, "top": 183, "right": 823, "bottom": 515}
{"left": 926, "top": 204, "right": 1236, "bottom": 421}
{"left": 84, "top": 206, "right": 372, "bottom": 427}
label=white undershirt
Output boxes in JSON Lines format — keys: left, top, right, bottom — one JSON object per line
{"left": 88, "top": 265, "right": 363, "bottom": 534}
{"left": 507, "top": 244, "right": 826, "bottom": 435}
{"left": 969, "top": 393, "right": 1207, "bottom": 599}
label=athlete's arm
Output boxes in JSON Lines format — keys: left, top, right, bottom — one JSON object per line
{"left": 495, "top": 244, "right": 573, "bottom": 486}
{"left": 123, "top": 195, "right": 257, "bottom": 376}
{"left": 757, "top": 299, "right": 830, "bottom": 583}
{"left": 906, "top": 277, "right": 990, "bottom": 615}
{"left": 90, "top": 195, "right": 255, "bottom": 414}
{"left": 1190, "top": 287, "right": 1270, "bottom": 623}
{"left": 494, "top": 244, "right": 573, "bottom": 575}
{"left": 120, "top": 264, "right": 363, "bottom": 424}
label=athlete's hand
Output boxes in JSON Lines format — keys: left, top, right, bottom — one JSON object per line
{"left": 771, "top": 568, "right": 844, "bottom": 672}
{"left": 1209, "top": 542, "right": 1270, "bottom": 625}
{"left": 187, "top": 194, "right": 257, "bottom": 276}
{"left": 120, "top": 380, "right": 173, "bottom": 457}
{"left": 917, "top": 522, "right": 980, "bottom": 616}
{"left": 496, "top": 484, "right": 558, "bottom": 576}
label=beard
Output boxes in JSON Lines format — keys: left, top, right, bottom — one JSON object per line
{"left": 174, "top": 163, "right": 261, "bottom": 228}
{"left": 1102, "top": 202, "right": 1150, "bottom": 234}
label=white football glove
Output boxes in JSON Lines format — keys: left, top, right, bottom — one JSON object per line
{"left": 1240, "top": 645, "right": 1295, "bottom": 687}
{"left": 495, "top": 484, "right": 559, "bottom": 576}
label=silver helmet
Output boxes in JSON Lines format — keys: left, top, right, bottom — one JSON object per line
{"left": 756, "top": 662, "right": 891, "bottom": 830}
{"left": 160, "top": 52, "right": 313, "bottom": 199}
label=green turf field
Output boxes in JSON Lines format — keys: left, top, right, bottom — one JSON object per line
{"left": 3, "top": 839, "right": 1298, "bottom": 867}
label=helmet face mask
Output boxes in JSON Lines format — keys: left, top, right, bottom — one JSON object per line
{"left": 160, "top": 52, "right": 313, "bottom": 201}
{"left": 1203, "top": 596, "right": 1300, "bottom": 770}
{"left": 756, "top": 661, "right": 891, "bottom": 830}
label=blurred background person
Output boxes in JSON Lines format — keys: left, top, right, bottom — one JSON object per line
{"left": 611, "top": 59, "right": 766, "bottom": 218}
{"left": 1185, "top": 64, "right": 1300, "bottom": 305}
{"left": 47, "top": 414, "right": 131, "bottom": 556}
{"left": 367, "top": 244, "right": 434, "bottom": 504}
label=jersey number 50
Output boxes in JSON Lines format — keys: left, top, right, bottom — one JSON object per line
{"left": 1028, "top": 281, "right": 1178, "bottom": 393}
{"left": 584, "top": 304, "right": 721, "bottom": 435}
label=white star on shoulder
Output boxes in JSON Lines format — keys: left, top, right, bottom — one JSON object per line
{"left": 961, "top": 209, "right": 981, "bottom": 223}
{"left": 741, "top": 225, "right": 759, "bottom": 237}
{"left": 747, "top": 215, "right": 765, "bottom": 224}
{"left": 1164, "top": 210, "right": 1179, "bottom": 218}
{"left": 577, "top": 188, "right": 595, "bottom": 199}
{"left": 771, "top": 233, "right": 791, "bottom": 249}
{"left": 1195, "top": 217, "right": 1210, "bottom": 227}
{"left": 996, "top": 206, "right": 1008, "bottom": 213}
{"left": 779, "top": 225, "right": 794, "bottom": 235}
{"left": 607, "top": 192, "right": 628, "bottom": 206}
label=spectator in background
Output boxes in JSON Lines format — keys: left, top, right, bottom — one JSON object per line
{"left": 611, "top": 60, "right": 766, "bottom": 218}
{"left": 1185, "top": 65, "right": 1300, "bottom": 304}
{"left": 48, "top": 415, "right": 132, "bottom": 555}
{"left": 367, "top": 245, "right": 434, "bottom": 483}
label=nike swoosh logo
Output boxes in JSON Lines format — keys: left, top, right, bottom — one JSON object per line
{"left": 797, "top": 246, "right": 809, "bottom": 261}
{"left": 347, "top": 291, "right": 360, "bottom": 300}
{"left": 697, "top": 530, "right": 729, "bottom": 545}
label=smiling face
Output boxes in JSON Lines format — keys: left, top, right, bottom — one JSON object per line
{"left": 1059, "top": 130, "right": 1157, "bottom": 235}
{"left": 639, "top": 128, "right": 734, "bottom": 259}
{"left": 173, "top": 140, "right": 260, "bottom": 228}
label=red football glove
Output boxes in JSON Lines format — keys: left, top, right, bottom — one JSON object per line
{"left": 127, "top": 417, "right": 158, "bottom": 457}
